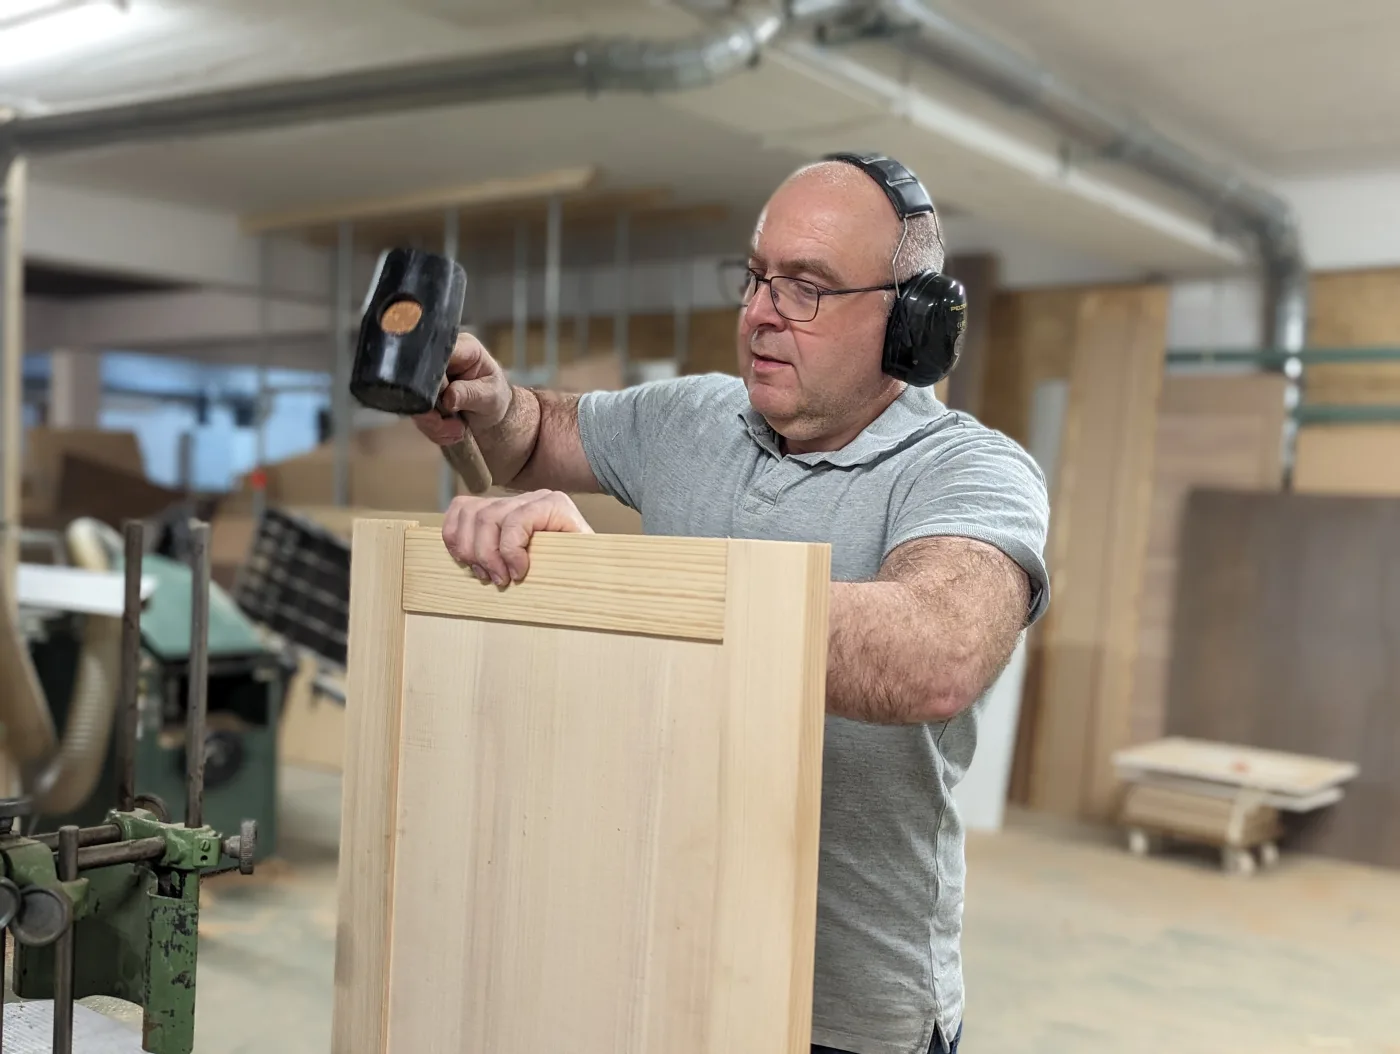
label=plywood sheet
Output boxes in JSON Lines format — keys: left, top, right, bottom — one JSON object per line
{"left": 333, "top": 523, "right": 830, "bottom": 1054}
{"left": 1165, "top": 488, "right": 1400, "bottom": 868}
{"left": 980, "top": 287, "right": 1082, "bottom": 446}
{"left": 1027, "top": 285, "right": 1169, "bottom": 819}
{"left": 1306, "top": 266, "right": 1400, "bottom": 405}
{"left": 1130, "top": 374, "right": 1286, "bottom": 745}
{"left": 1293, "top": 425, "right": 1400, "bottom": 496}
{"left": 1113, "top": 737, "right": 1358, "bottom": 798}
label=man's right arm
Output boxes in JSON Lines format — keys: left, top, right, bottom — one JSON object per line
{"left": 413, "top": 333, "right": 599, "bottom": 494}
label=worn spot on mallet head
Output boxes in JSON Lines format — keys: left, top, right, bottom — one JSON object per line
{"left": 381, "top": 298, "right": 423, "bottom": 335}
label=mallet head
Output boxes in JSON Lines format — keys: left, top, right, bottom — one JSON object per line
{"left": 350, "top": 247, "right": 468, "bottom": 417}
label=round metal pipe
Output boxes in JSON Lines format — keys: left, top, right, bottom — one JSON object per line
{"left": 76, "top": 835, "right": 167, "bottom": 870}
{"left": 0, "top": 8, "right": 791, "bottom": 158}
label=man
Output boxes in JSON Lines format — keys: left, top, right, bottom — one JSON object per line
{"left": 414, "top": 153, "right": 1051, "bottom": 1054}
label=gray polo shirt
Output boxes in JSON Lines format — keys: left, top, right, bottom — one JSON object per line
{"left": 577, "top": 372, "right": 1051, "bottom": 1054}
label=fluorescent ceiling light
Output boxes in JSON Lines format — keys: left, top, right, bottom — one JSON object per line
{"left": 0, "top": 0, "right": 126, "bottom": 65}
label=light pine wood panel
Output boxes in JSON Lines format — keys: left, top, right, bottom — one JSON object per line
{"left": 342, "top": 533, "right": 829, "bottom": 1054}
{"left": 1294, "top": 425, "right": 1400, "bottom": 495}
{"left": 1305, "top": 266, "right": 1400, "bottom": 404}
{"left": 331, "top": 518, "right": 417, "bottom": 1054}
{"left": 1130, "top": 374, "right": 1286, "bottom": 746}
{"left": 1028, "top": 285, "right": 1169, "bottom": 820}
{"left": 401, "top": 529, "right": 728, "bottom": 641}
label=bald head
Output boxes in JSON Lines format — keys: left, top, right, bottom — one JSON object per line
{"left": 767, "top": 159, "right": 946, "bottom": 284}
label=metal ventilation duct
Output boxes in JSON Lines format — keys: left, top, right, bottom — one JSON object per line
{"left": 0, "top": 4, "right": 814, "bottom": 157}
{"left": 881, "top": 0, "right": 1305, "bottom": 352}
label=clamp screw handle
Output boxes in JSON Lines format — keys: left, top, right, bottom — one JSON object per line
{"left": 221, "top": 819, "right": 257, "bottom": 875}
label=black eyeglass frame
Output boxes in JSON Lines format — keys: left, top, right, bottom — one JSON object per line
{"left": 722, "top": 262, "right": 896, "bottom": 323}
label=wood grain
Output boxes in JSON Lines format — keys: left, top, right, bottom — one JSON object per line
{"left": 1165, "top": 488, "right": 1400, "bottom": 868}
{"left": 1114, "top": 737, "right": 1358, "bottom": 797}
{"left": 1028, "top": 285, "right": 1168, "bottom": 819}
{"left": 331, "top": 519, "right": 416, "bottom": 1054}
{"left": 401, "top": 528, "right": 729, "bottom": 641}
{"left": 1130, "top": 375, "right": 1286, "bottom": 745}
{"left": 1294, "top": 425, "right": 1400, "bottom": 496}
{"left": 980, "top": 286, "right": 1082, "bottom": 445}
{"left": 369, "top": 535, "right": 829, "bottom": 1054}
{"left": 1305, "top": 266, "right": 1400, "bottom": 405}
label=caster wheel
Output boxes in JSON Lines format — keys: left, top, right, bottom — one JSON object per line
{"left": 1222, "top": 847, "right": 1256, "bottom": 876}
{"left": 1259, "top": 842, "right": 1280, "bottom": 869}
{"left": 1127, "top": 828, "right": 1150, "bottom": 857}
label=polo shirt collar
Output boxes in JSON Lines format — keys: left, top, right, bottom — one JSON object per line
{"left": 738, "top": 384, "right": 947, "bottom": 467}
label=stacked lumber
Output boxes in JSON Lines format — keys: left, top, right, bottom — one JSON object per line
{"left": 1113, "top": 737, "right": 1358, "bottom": 875}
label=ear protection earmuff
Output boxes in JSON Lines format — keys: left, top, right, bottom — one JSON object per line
{"left": 822, "top": 152, "right": 968, "bottom": 388}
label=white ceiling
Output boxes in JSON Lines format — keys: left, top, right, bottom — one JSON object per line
{"left": 931, "top": 0, "right": 1400, "bottom": 176}
{"left": 6, "top": 0, "right": 1396, "bottom": 284}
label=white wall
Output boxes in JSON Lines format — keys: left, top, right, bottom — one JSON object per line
{"left": 1281, "top": 167, "right": 1400, "bottom": 273}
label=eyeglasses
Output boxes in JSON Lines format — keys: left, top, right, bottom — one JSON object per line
{"left": 718, "top": 261, "right": 895, "bottom": 323}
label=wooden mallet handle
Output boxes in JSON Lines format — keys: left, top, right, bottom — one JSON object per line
{"left": 442, "top": 419, "right": 492, "bottom": 495}
{"left": 377, "top": 299, "right": 494, "bottom": 494}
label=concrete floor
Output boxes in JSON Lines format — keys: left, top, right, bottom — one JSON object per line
{"left": 44, "top": 765, "right": 1400, "bottom": 1053}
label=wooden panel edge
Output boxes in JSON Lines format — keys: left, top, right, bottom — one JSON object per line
{"left": 331, "top": 517, "right": 417, "bottom": 1054}
{"left": 400, "top": 527, "right": 729, "bottom": 642}
{"left": 789, "top": 542, "right": 831, "bottom": 1053}
{"left": 712, "top": 538, "right": 830, "bottom": 1053}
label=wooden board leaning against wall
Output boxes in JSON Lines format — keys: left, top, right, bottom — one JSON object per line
{"left": 1294, "top": 266, "right": 1400, "bottom": 494}
{"left": 989, "top": 282, "right": 1290, "bottom": 820}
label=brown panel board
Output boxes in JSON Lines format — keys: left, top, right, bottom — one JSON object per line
{"left": 333, "top": 526, "right": 830, "bottom": 1054}
{"left": 1165, "top": 488, "right": 1400, "bottom": 868}
{"left": 979, "top": 286, "right": 1082, "bottom": 445}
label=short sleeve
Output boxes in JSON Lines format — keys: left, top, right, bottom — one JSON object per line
{"left": 576, "top": 378, "right": 692, "bottom": 511}
{"left": 887, "top": 430, "right": 1052, "bottom": 624}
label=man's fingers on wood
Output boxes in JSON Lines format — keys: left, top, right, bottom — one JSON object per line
{"left": 469, "top": 514, "right": 510, "bottom": 587}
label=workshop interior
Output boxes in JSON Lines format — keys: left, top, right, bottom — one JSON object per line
{"left": 1, "top": 0, "right": 1398, "bottom": 1050}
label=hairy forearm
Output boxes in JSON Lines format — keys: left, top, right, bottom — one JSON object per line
{"left": 477, "top": 388, "right": 597, "bottom": 493}
{"left": 825, "top": 537, "right": 1030, "bottom": 724}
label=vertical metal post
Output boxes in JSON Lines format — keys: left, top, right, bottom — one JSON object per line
{"left": 576, "top": 267, "right": 591, "bottom": 358}
{"left": 0, "top": 155, "right": 25, "bottom": 614}
{"left": 332, "top": 221, "right": 353, "bottom": 507}
{"left": 117, "top": 519, "right": 145, "bottom": 813}
{"left": 672, "top": 233, "right": 691, "bottom": 374}
{"left": 440, "top": 207, "right": 461, "bottom": 511}
{"left": 254, "top": 235, "right": 271, "bottom": 523}
{"left": 544, "top": 195, "right": 562, "bottom": 386}
{"left": 185, "top": 520, "right": 210, "bottom": 829}
{"left": 614, "top": 211, "right": 630, "bottom": 383}
{"left": 53, "top": 824, "right": 79, "bottom": 1054}
{"left": 177, "top": 431, "right": 194, "bottom": 499}
{"left": 512, "top": 220, "right": 528, "bottom": 374}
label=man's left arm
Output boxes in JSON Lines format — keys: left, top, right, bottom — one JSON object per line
{"left": 825, "top": 432, "right": 1051, "bottom": 725}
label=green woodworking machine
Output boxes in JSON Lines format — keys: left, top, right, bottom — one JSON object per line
{"left": 0, "top": 520, "right": 258, "bottom": 1054}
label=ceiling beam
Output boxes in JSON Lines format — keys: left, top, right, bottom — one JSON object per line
{"left": 239, "top": 165, "right": 601, "bottom": 236}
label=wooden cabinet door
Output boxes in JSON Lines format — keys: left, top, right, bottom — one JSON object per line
{"left": 332, "top": 520, "right": 830, "bottom": 1054}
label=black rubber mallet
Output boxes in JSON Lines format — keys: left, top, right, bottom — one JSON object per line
{"left": 349, "top": 247, "right": 493, "bottom": 494}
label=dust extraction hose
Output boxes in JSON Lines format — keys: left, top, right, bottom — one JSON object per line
{"left": 1, "top": 518, "right": 126, "bottom": 815}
